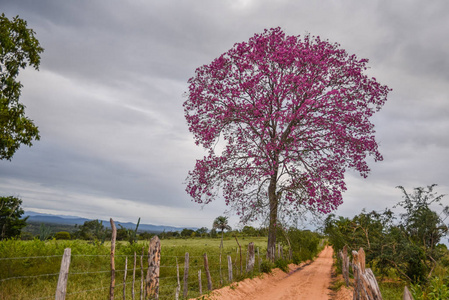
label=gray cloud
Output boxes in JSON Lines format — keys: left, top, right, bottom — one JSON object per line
{"left": 1, "top": 0, "right": 448, "bottom": 228}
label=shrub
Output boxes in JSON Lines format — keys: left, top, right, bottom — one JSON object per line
{"left": 274, "top": 258, "right": 289, "bottom": 273}
{"left": 54, "top": 232, "right": 71, "bottom": 240}
{"left": 260, "top": 260, "right": 274, "bottom": 273}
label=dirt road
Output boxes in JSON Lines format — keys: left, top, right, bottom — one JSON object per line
{"left": 203, "top": 246, "right": 349, "bottom": 300}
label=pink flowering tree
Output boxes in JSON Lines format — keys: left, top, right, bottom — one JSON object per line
{"left": 183, "top": 28, "right": 390, "bottom": 258}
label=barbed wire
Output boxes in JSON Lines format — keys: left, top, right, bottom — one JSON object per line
{"left": 0, "top": 272, "right": 59, "bottom": 282}
{"left": 0, "top": 255, "right": 62, "bottom": 261}
{"left": 1, "top": 245, "right": 269, "bottom": 299}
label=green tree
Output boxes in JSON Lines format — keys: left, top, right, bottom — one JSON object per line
{"left": 196, "top": 227, "right": 208, "bottom": 237}
{"left": 325, "top": 184, "right": 449, "bottom": 283}
{"left": 394, "top": 185, "right": 448, "bottom": 281}
{"left": 0, "top": 196, "right": 28, "bottom": 240}
{"left": 0, "top": 13, "right": 44, "bottom": 160}
{"left": 38, "top": 223, "right": 52, "bottom": 241}
{"left": 242, "top": 225, "right": 258, "bottom": 237}
{"left": 180, "top": 228, "right": 195, "bottom": 237}
{"left": 213, "top": 216, "right": 231, "bottom": 249}
{"left": 74, "top": 219, "right": 109, "bottom": 243}
{"left": 54, "top": 231, "right": 71, "bottom": 240}
{"left": 117, "top": 218, "right": 141, "bottom": 244}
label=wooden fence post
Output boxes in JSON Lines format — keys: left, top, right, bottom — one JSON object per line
{"left": 175, "top": 258, "right": 180, "bottom": 300}
{"left": 183, "top": 252, "right": 189, "bottom": 298}
{"left": 123, "top": 256, "right": 128, "bottom": 299}
{"left": 140, "top": 247, "right": 144, "bottom": 300}
{"left": 145, "top": 236, "right": 161, "bottom": 299}
{"left": 109, "top": 218, "right": 117, "bottom": 300}
{"left": 352, "top": 248, "right": 382, "bottom": 300}
{"left": 203, "top": 253, "right": 213, "bottom": 291}
{"left": 132, "top": 252, "right": 136, "bottom": 300}
{"left": 227, "top": 255, "right": 233, "bottom": 282}
{"left": 234, "top": 236, "right": 242, "bottom": 275}
{"left": 339, "top": 245, "right": 350, "bottom": 287}
{"left": 55, "top": 248, "right": 71, "bottom": 300}
{"left": 198, "top": 269, "right": 202, "bottom": 295}
{"left": 246, "top": 242, "right": 255, "bottom": 273}
{"left": 403, "top": 286, "right": 414, "bottom": 300}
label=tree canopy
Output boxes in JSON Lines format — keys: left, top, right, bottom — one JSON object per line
{"left": 212, "top": 216, "right": 231, "bottom": 233}
{"left": 184, "top": 28, "right": 390, "bottom": 257}
{"left": 0, "top": 196, "right": 28, "bottom": 240}
{"left": 0, "top": 13, "right": 43, "bottom": 160}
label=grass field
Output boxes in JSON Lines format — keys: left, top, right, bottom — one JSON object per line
{"left": 0, "top": 236, "right": 270, "bottom": 299}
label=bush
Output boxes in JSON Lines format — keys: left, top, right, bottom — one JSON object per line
{"left": 260, "top": 260, "right": 274, "bottom": 273}
{"left": 54, "top": 232, "right": 71, "bottom": 240}
{"left": 274, "top": 258, "right": 289, "bottom": 273}
{"left": 292, "top": 253, "right": 302, "bottom": 265}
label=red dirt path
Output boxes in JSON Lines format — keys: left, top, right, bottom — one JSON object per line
{"left": 196, "top": 246, "right": 352, "bottom": 300}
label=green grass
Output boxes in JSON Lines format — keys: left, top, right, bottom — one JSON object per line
{"left": 378, "top": 281, "right": 406, "bottom": 300}
{"left": 0, "top": 237, "right": 269, "bottom": 299}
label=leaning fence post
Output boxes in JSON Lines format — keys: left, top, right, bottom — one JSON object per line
{"left": 234, "top": 236, "right": 242, "bottom": 275}
{"left": 203, "top": 253, "right": 213, "bottom": 291}
{"left": 109, "top": 218, "right": 117, "bottom": 300}
{"left": 145, "top": 236, "right": 161, "bottom": 299}
{"left": 183, "top": 252, "right": 190, "bottom": 298}
{"left": 55, "top": 248, "right": 71, "bottom": 300}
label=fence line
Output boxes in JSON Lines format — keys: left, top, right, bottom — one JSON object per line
{"left": 339, "top": 247, "right": 415, "bottom": 300}
{"left": 1, "top": 221, "right": 288, "bottom": 299}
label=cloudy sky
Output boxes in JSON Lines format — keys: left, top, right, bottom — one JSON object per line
{"left": 1, "top": 0, "right": 448, "bottom": 230}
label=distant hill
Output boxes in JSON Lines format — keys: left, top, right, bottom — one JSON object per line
{"left": 23, "top": 211, "right": 194, "bottom": 233}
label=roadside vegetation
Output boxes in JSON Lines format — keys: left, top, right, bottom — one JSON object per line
{"left": 325, "top": 185, "right": 449, "bottom": 299}
{"left": 0, "top": 209, "right": 324, "bottom": 299}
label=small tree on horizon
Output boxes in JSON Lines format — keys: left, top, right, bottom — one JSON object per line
{"left": 213, "top": 216, "right": 231, "bottom": 249}
{"left": 184, "top": 28, "right": 390, "bottom": 259}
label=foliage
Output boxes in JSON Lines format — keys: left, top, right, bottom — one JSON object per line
{"left": 196, "top": 227, "right": 208, "bottom": 237}
{"left": 0, "top": 237, "right": 269, "bottom": 299}
{"left": 324, "top": 184, "right": 449, "bottom": 283}
{"left": 242, "top": 225, "right": 258, "bottom": 237}
{"left": 277, "top": 227, "right": 322, "bottom": 262}
{"left": 117, "top": 217, "right": 141, "bottom": 244}
{"left": 0, "top": 14, "right": 44, "bottom": 160}
{"left": 213, "top": 216, "right": 231, "bottom": 250}
{"left": 38, "top": 223, "right": 52, "bottom": 241}
{"left": 260, "top": 260, "right": 274, "bottom": 274}
{"left": 212, "top": 216, "right": 231, "bottom": 233}
{"left": 411, "top": 276, "right": 449, "bottom": 300}
{"left": 73, "top": 219, "right": 110, "bottom": 244}
{"left": 274, "top": 258, "right": 289, "bottom": 273}
{"left": 54, "top": 231, "right": 71, "bottom": 240}
{"left": 0, "top": 196, "right": 27, "bottom": 240}
{"left": 138, "top": 231, "right": 154, "bottom": 240}
{"left": 180, "top": 228, "right": 195, "bottom": 237}
{"left": 183, "top": 27, "right": 390, "bottom": 258}
{"left": 23, "top": 221, "right": 76, "bottom": 237}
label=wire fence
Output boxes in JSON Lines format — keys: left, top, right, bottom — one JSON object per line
{"left": 0, "top": 240, "right": 274, "bottom": 300}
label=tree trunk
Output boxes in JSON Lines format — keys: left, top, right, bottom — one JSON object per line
{"left": 267, "top": 175, "right": 278, "bottom": 261}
